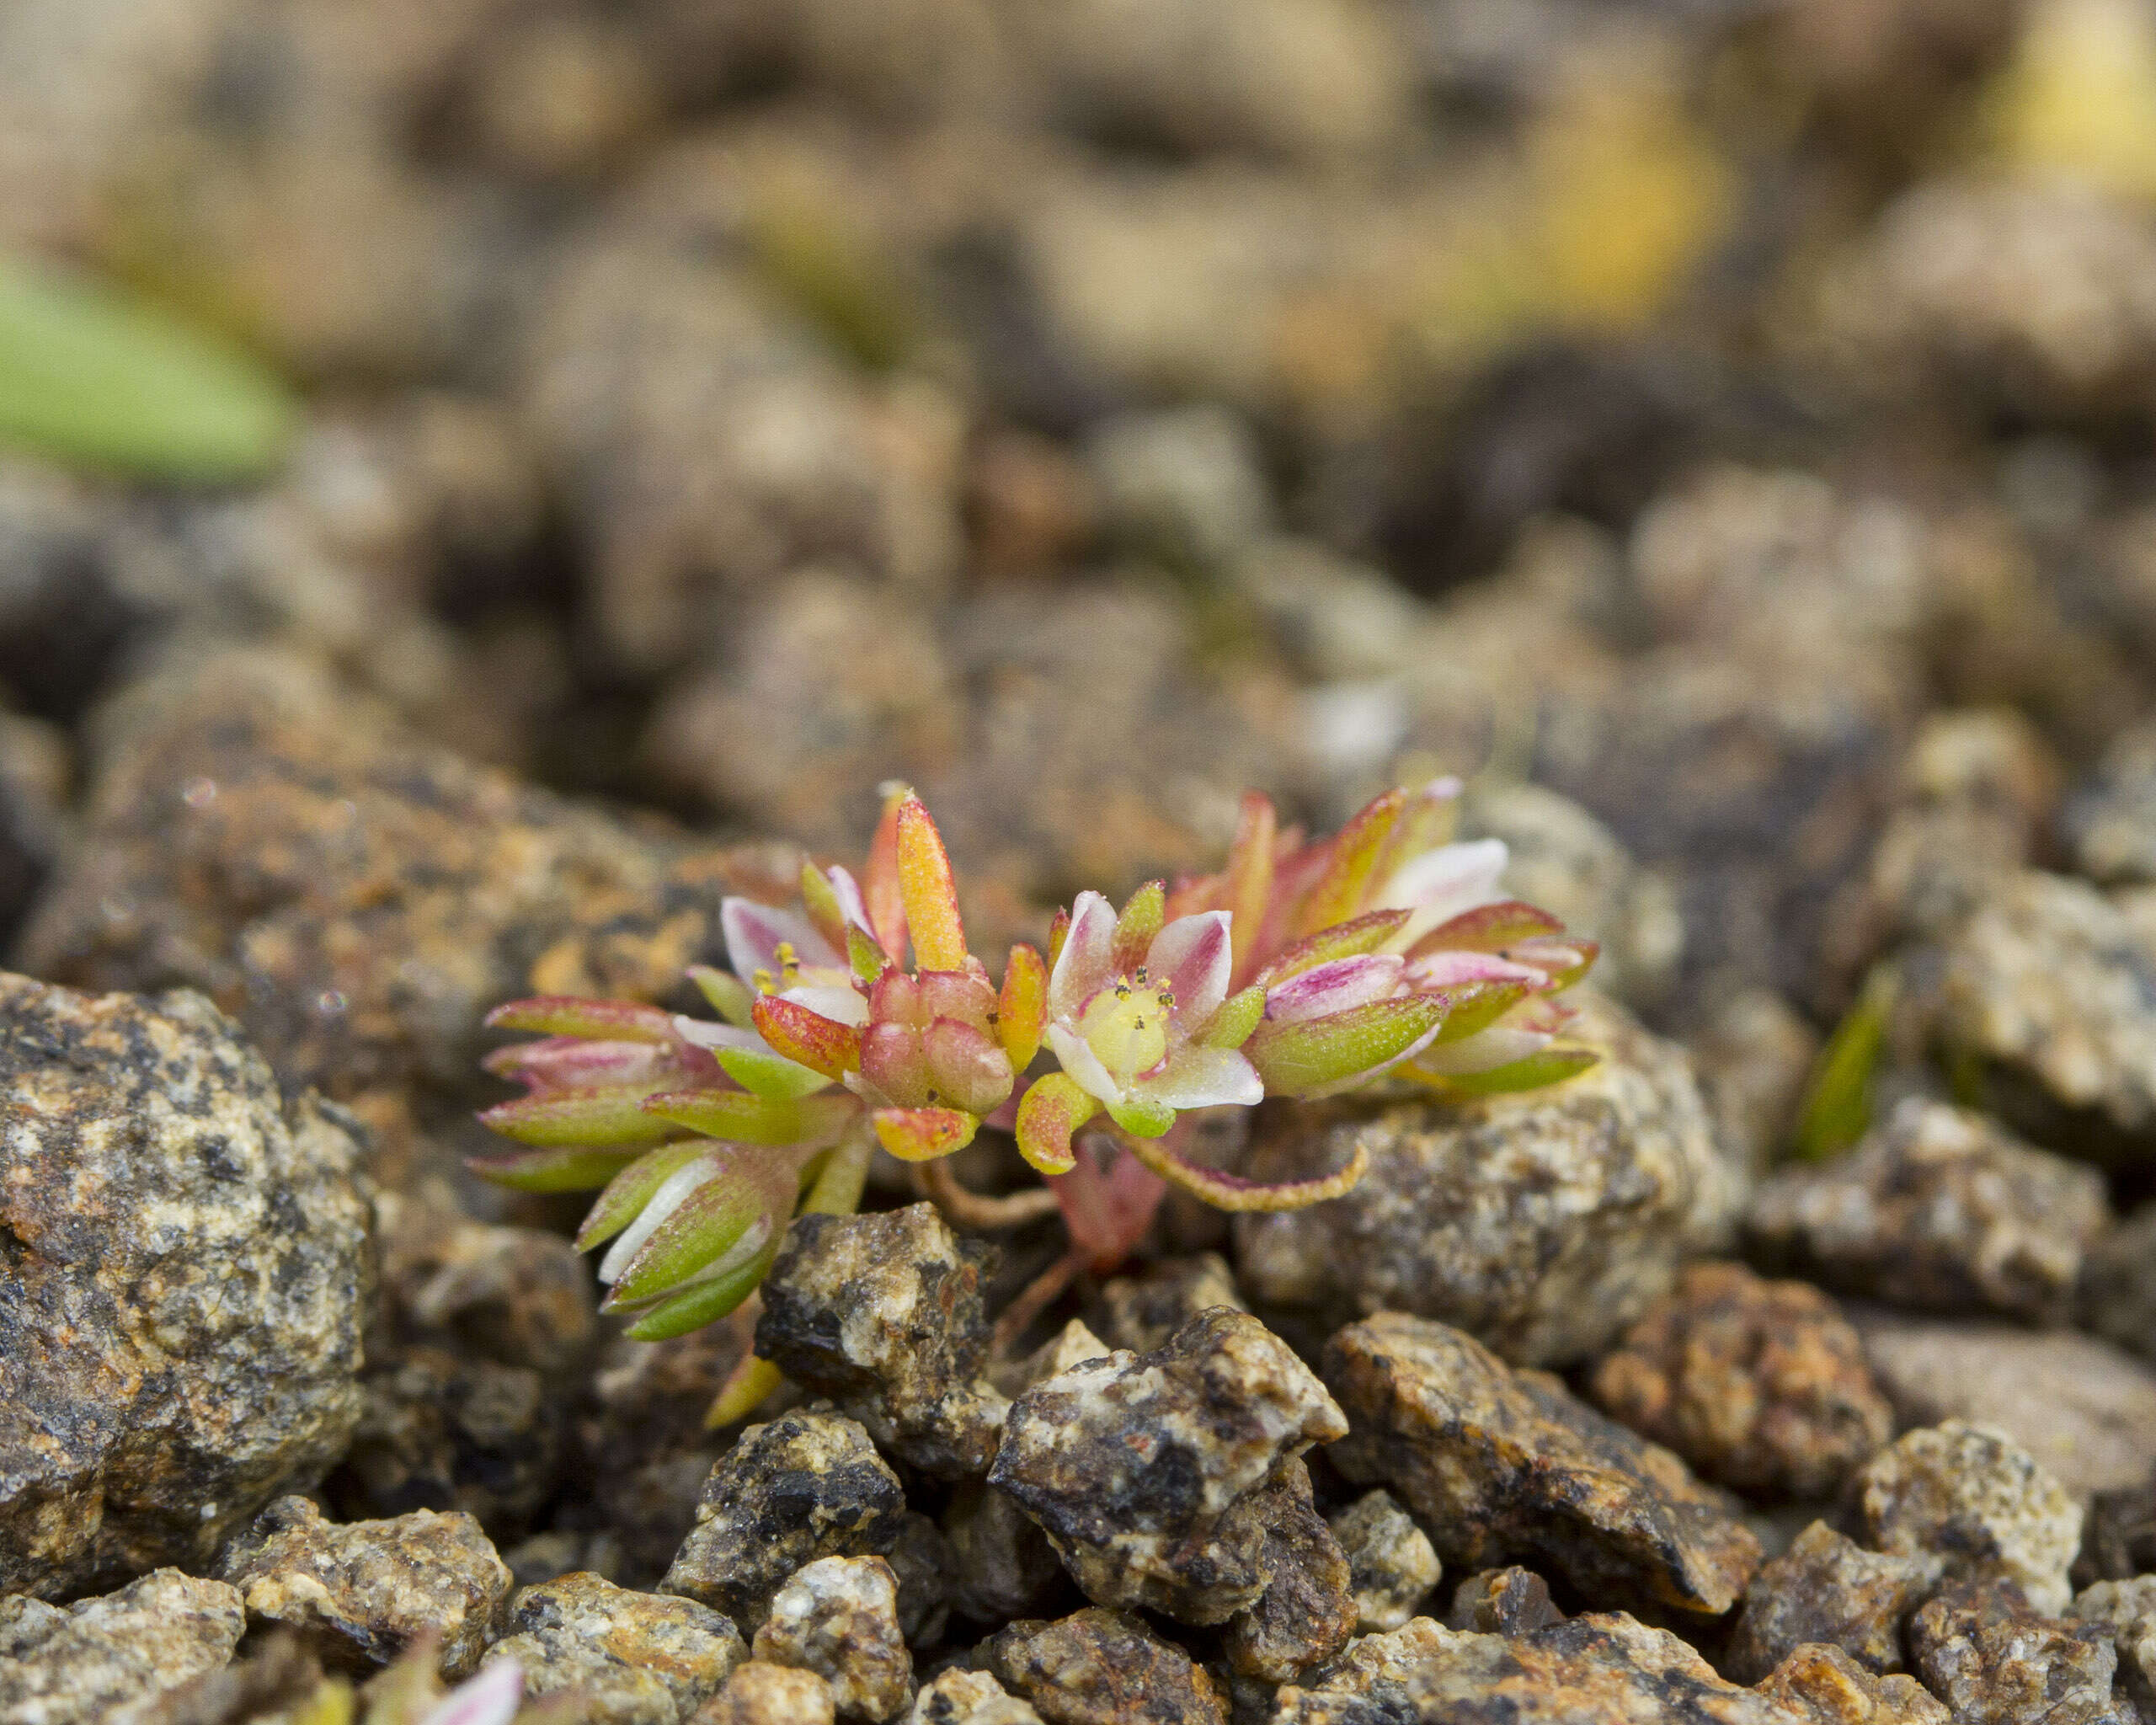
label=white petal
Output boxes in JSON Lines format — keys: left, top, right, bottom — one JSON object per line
{"left": 671, "top": 1017, "right": 774, "bottom": 1053}
{"left": 598, "top": 1156, "right": 716, "bottom": 1285}
{"left": 780, "top": 984, "right": 870, "bottom": 1027}
{"left": 1146, "top": 911, "right": 1233, "bottom": 1028}
{"left": 825, "top": 865, "right": 872, "bottom": 934}
{"left": 1049, "top": 891, "right": 1118, "bottom": 1019}
{"left": 1134, "top": 1045, "right": 1262, "bottom": 1109}
{"left": 722, "top": 898, "right": 841, "bottom": 980}
{"left": 1380, "top": 839, "right": 1510, "bottom": 944}
{"left": 1409, "top": 1023, "right": 1550, "bottom": 1076}
{"left": 1046, "top": 1022, "right": 1124, "bottom": 1108}
{"left": 421, "top": 1661, "right": 525, "bottom": 1725}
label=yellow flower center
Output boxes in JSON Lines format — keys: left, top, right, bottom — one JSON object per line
{"left": 1079, "top": 980, "right": 1171, "bottom": 1084}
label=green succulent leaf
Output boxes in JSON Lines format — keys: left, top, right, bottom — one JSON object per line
{"left": 641, "top": 1087, "right": 857, "bottom": 1147}
{"left": 0, "top": 254, "right": 295, "bottom": 481}
{"left": 1245, "top": 994, "right": 1449, "bottom": 1097}
{"left": 624, "top": 1239, "right": 781, "bottom": 1341}
{"left": 715, "top": 1044, "right": 835, "bottom": 1101}
{"left": 465, "top": 1142, "right": 646, "bottom": 1194}
{"left": 1430, "top": 1047, "right": 1599, "bottom": 1094}
{"left": 1105, "top": 1093, "right": 1177, "bottom": 1137}
{"left": 1794, "top": 964, "right": 1896, "bottom": 1162}
{"left": 478, "top": 1090, "right": 682, "bottom": 1150}
{"left": 574, "top": 1141, "right": 713, "bottom": 1251}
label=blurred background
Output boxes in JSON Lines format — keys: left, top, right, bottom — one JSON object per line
{"left": 4, "top": 0, "right": 2156, "bottom": 1071}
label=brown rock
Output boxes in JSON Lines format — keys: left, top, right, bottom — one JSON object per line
{"left": 1235, "top": 993, "right": 1739, "bottom": 1366}
{"left": 1328, "top": 1492, "right": 1440, "bottom": 1635}
{"left": 1854, "top": 1312, "right": 2156, "bottom": 1497}
{"left": 0, "top": 976, "right": 370, "bottom": 1599}
{"left": 755, "top": 1205, "right": 1007, "bottom": 1481}
{"left": 905, "top": 1669, "right": 1046, "bottom": 1724}
{"left": 483, "top": 1570, "right": 746, "bottom": 1725}
{"left": 983, "top": 1608, "right": 1227, "bottom": 1725}
{"left": 750, "top": 1557, "right": 911, "bottom": 1722}
{"left": 1220, "top": 1461, "right": 1357, "bottom": 1684}
{"left": 1590, "top": 1262, "right": 1892, "bottom": 1499}
{"left": 691, "top": 1660, "right": 837, "bottom": 1725}
{"left": 0, "top": 1569, "right": 246, "bottom": 1725}
{"left": 16, "top": 646, "right": 772, "bottom": 1121}
{"left": 1094, "top": 1254, "right": 1246, "bottom": 1355}
{"left": 1747, "top": 1098, "right": 2111, "bottom": 1325}
{"left": 1445, "top": 1569, "right": 1566, "bottom": 1637}
{"left": 217, "top": 1498, "right": 511, "bottom": 1679}
{"left": 1855, "top": 1423, "right": 2081, "bottom": 1616}
{"left": 1909, "top": 1577, "right": 2130, "bottom": 1725}
{"left": 1754, "top": 1642, "right": 1951, "bottom": 1725}
{"left": 942, "top": 1485, "right": 1065, "bottom": 1629}
{"left": 986, "top": 1310, "right": 1348, "bottom": 1626}
{"left": 1324, "top": 1313, "right": 1763, "bottom": 1618}
{"left": 1724, "top": 1522, "right": 1945, "bottom": 1684}
{"left": 662, "top": 1412, "right": 908, "bottom": 1636}
{"left": 1272, "top": 1611, "right": 1801, "bottom": 1724}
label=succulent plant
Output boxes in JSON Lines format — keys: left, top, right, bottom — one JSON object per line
{"left": 473, "top": 779, "right": 1598, "bottom": 1379}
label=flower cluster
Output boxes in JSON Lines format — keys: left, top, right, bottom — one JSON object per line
{"left": 474, "top": 780, "right": 1597, "bottom": 1357}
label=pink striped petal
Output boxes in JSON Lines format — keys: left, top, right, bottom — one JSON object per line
{"left": 1049, "top": 891, "right": 1118, "bottom": 1019}
{"left": 1146, "top": 911, "right": 1233, "bottom": 1029}
{"left": 722, "top": 898, "right": 841, "bottom": 980}
{"left": 422, "top": 1661, "right": 525, "bottom": 1725}
{"left": 1264, "top": 953, "right": 1405, "bottom": 1023}
{"left": 1404, "top": 950, "right": 1546, "bottom": 990}
{"left": 825, "top": 865, "right": 872, "bottom": 935}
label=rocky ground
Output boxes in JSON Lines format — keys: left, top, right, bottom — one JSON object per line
{"left": 10, "top": 0, "right": 2156, "bottom": 1719}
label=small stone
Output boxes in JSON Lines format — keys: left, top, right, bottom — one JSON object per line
{"left": 0, "top": 975, "right": 370, "bottom": 1599}
{"left": 989, "top": 1323, "right": 1111, "bottom": 1402}
{"left": 1723, "top": 1522, "right": 1945, "bottom": 1684}
{"left": 1221, "top": 1461, "right": 1357, "bottom": 1684}
{"left": 2080, "top": 1203, "right": 2156, "bottom": 1365}
{"left": 1235, "top": 992, "right": 1740, "bottom": 1366}
{"left": 886, "top": 1514, "right": 953, "bottom": 1651}
{"left": 2068, "top": 718, "right": 2156, "bottom": 886}
{"left": 691, "top": 1660, "right": 837, "bottom": 1725}
{"left": 755, "top": 1204, "right": 1008, "bottom": 1481}
{"left": 2069, "top": 1576, "right": 2156, "bottom": 1714}
{"left": 1933, "top": 871, "right": 2156, "bottom": 1152}
{"left": 482, "top": 1571, "right": 746, "bottom": 1725}
{"left": 329, "top": 1344, "right": 563, "bottom": 1537}
{"left": 1909, "top": 1577, "right": 2129, "bottom": 1725}
{"left": 1324, "top": 1313, "right": 1762, "bottom": 1618}
{"left": 16, "top": 648, "right": 771, "bottom": 1121}
{"left": 1754, "top": 1642, "right": 1951, "bottom": 1725}
{"left": 941, "top": 1487, "right": 1065, "bottom": 1629}
{"left": 1855, "top": 1423, "right": 2082, "bottom": 1616}
{"left": 1589, "top": 1261, "right": 1893, "bottom": 1499}
{"left": 579, "top": 1317, "right": 755, "bottom": 1587}
{"left": 1688, "top": 990, "right": 1819, "bottom": 1179}
{"left": 1271, "top": 1612, "right": 1798, "bottom": 1724}
{"left": 371, "top": 1194, "right": 596, "bottom": 1386}
{"left": 1327, "top": 1492, "right": 1441, "bottom": 1635}
{"left": 905, "top": 1669, "right": 1045, "bottom": 1724}
{"left": 217, "top": 1497, "right": 510, "bottom": 1679}
{"left": 986, "top": 1310, "right": 1348, "bottom": 1625}
{"left": 1854, "top": 1312, "right": 2156, "bottom": 1497}
{"left": 1094, "top": 1254, "right": 1246, "bottom": 1355}
{"left": 984, "top": 1608, "right": 1227, "bottom": 1725}
{"left": 750, "top": 1557, "right": 911, "bottom": 1722}
{"left": 1746, "top": 1097, "right": 2110, "bottom": 1326}
{"left": 0, "top": 1569, "right": 245, "bottom": 1724}
{"left": 662, "top": 1412, "right": 908, "bottom": 1636}
{"left": 1444, "top": 1569, "right": 1566, "bottom": 1637}
{"left": 1083, "top": 404, "right": 1272, "bottom": 577}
